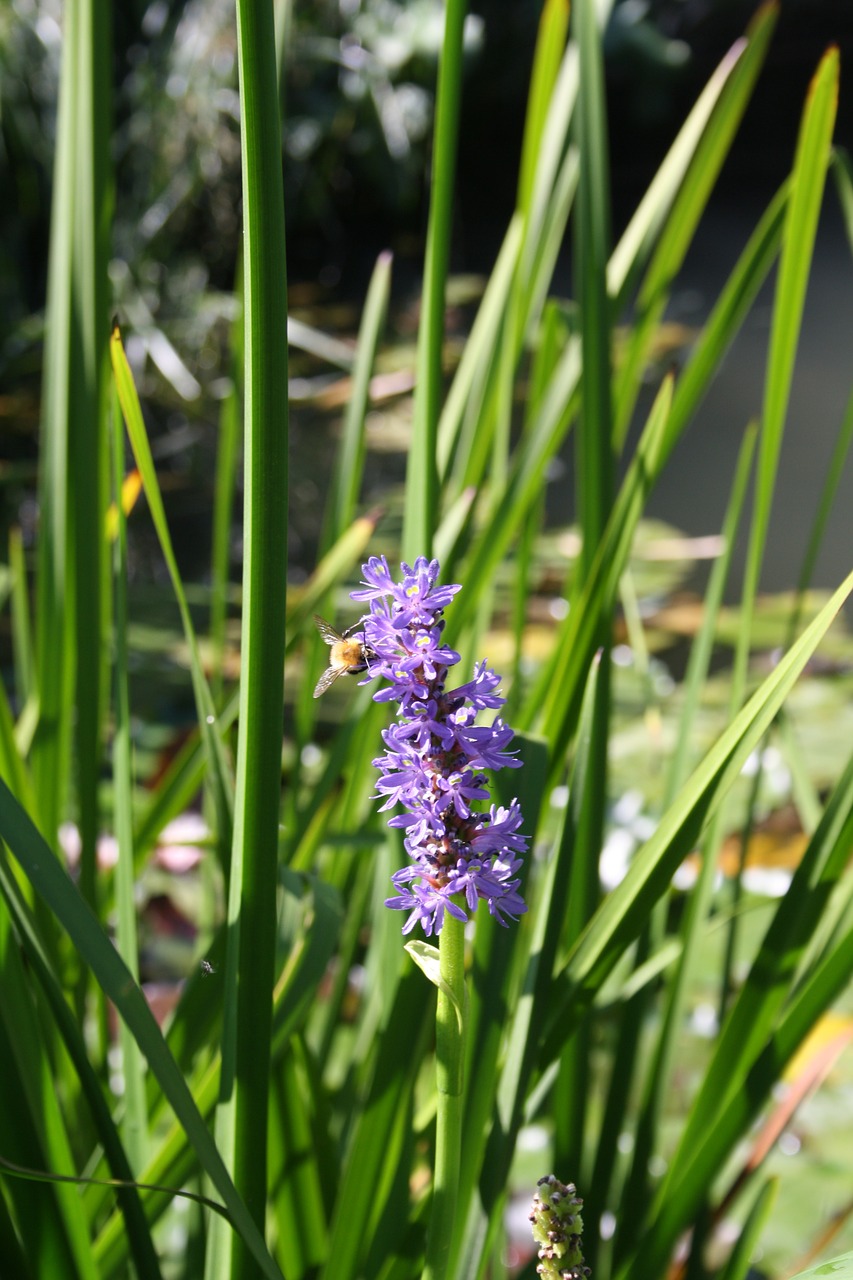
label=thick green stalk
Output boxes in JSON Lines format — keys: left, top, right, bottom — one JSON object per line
{"left": 402, "top": 0, "right": 467, "bottom": 562}
{"left": 574, "top": 0, "right": 613, "bottom": 581}
{"left": 33, "top": 0, "right": 77, "bottom": 853}
{"left": 212, "top": 0, "right": 289, "bottom": 1274}
{"left": 70, "top": 0, "right": 111, "bottom": 915}
{"left": 422, "top": 912, "right": 466, "bottom": 1280}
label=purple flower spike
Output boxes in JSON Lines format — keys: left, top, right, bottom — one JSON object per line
{"left": 352, "top": 557, "right": 528, "bottom": 937}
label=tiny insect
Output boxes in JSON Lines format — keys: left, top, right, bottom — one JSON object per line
{"left": 313, "top": 614, "right": 372, "bottom": 698}
{"left": 200, "top": 959, "right": 217, "bottom": 976}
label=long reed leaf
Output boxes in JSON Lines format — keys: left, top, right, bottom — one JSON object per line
{"left": 110, "top": 326, "right": 235, "bottom": 861}
{"left": 210, "top": 0, "right": 290, "bottom": 1274}
{"left": 613, "top": 2, "right": 777, "bottom": 447}
{"left": 0, "top": 777, "right": 284, "bottom": 1280}
{"left": 543, "top": 565, "right": 853, "bottom": 1027}
{"left": 403, "top": 0, "right": 467, "bottom": 560}
{"left": 0, "top": 849, "right": 161, "bottom": 1278}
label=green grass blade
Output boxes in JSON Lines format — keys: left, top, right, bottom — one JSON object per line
{"left": 543, "top": 566, "right": 853, "bottom": 1019}
{"left": 93, "top": 873, "right": 339, "bottom": 1275}
{"left": 268, "top": 1044, "right": 328, "bottom": 1279}
{"left": 0, "top": 852, "right": 162, "bottom": 1278}
{"left": 109, "top": 326, "right": 235, "bottom": 861}
{"left": 210, "top": 310, "right": 242, "bottom": 706}
{"left": 455, "top": 688, "right": 600, "bottom": 1280}
{"left": 613, "top": 3, "right": 777, "bottom": 446}
{"left": 662, "top": 744, "right": 853, "bottom": 1188}
{"left": 739, "top": 47, "right": 839, "bottom": 686}
{"left": 789, "top": 1254, "right": 853, "bottom": 1280}
{"left": 615, "top": 425, "right": 758, "bottom": 1261}
{"left": 0, "top": 668, "right": 37, "bottom": 819}
{"left": 517, "top": 0, "right": 569, "bottom": 217}
{"left": 530, "top": 376, "right": 673, "bottom": 758}
{"left": 322, "top": 250, "right": 391, "bottom": 549}
{"left": 445, "top": 334, "right": 582, "bottom": 615}
{"left": 0, "top": 910, "right": 99, "bottom": 1279}
{"left": 451, "top": 736, "right": 549, "bottom": 1273}
{"left": 561, "top": 12, "right": 615, "bottom": 1191}
{"left": 32, "top": 0, "right": 77, "bottom": 850}
{"left": 574, "top": 0, "right": 613, "bottom": 574}
{"left": 717, "top": 1179, "right": 778, "bottom": 1280}
{"left": 712, "top": 49, "right": 841, "bottom": 1013}
{"left": 0, "top": 777, "right": 284, "bottom": 1280}
{"left": 608, "top": 33, "right": 753, "bottom": 303}
{"left": 111, "top": 391, "right": 149, "bottom": 1173}
{"left": 402, "top": 0, "right": 467, "bottom": 561}
{"left": 212, "top": 0, "right": 290, "bottom": 1273}
{"left": 666, "top": 424, "right": 759, "bottom": 803}
{"left": 319, "top": 967, "right": 432, "bottom": 1280}
{"left": 623, "top": 908, "right": 853, "bottom": 1280}
{"left": 437, "top": 215, "right": 523, "bottom": 483}
{"left": 131, "top": 687, "right": 239, "bottom": 870}
{"left": 69, "top": 0, "right": 111, "bottom": 914}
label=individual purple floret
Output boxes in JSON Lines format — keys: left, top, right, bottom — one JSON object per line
{"left": 352, "top": 555, "right": 528, "bottom": 937}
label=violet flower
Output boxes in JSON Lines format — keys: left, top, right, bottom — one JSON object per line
{"left": 352, "top": 555, "right": 528, "bottom": 937}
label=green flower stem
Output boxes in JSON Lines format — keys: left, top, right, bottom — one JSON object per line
{"left": 423, "top": 910, "right": 466, "bottom": 1280}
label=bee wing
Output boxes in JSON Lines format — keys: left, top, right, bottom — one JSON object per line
{"left": 313, "top": 664, "right": 345, "bottom": 698}
{"left": 314, "top": 614, "right": 343, "bottom": 647}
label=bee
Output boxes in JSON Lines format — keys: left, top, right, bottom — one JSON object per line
{"left": 313, "top": 614, "right": 373, "bottom": 698}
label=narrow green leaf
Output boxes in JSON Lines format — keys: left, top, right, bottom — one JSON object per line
{"left": 532, "top": 376, "right": 673, "bottom": 761}
{"left": 210, "top": 303, "right": 242, "bottom": 705}
{"left": 446, "top": 334, "right": 582, "bottom": 618}
{"left": 662, "top": 745, "right": 853, "bottom": 1192}
{"left": 662, "top": 181, "right": 787, "bottom": 462}
{"left": 109, "top": 325, "right": 235, "bottom": 862}
{"left": 789, "top": 1252, "right": 853, "bottom": 1280}
{"left": 0, "top": 778, "right": 284, "bottom": 1280}
{"left": 717, "top": 1179, "right": 779, "bottom": 1280}
{"left": 0, "top": 910, "right": 99, "bottom": 1279}
{"left": 69, "top": 0, "right": 111, "bottom": 915}
{"left": 212, "top": 1, "right": 290, "bottom": 1273}
{"left": 608, "top": 33, "right": 752, "bottom": 302}
{"left": 621, "top": 914, "right": 853, "bottom": 1279}
{"left": 517, "top": 0, "right": 570, "bottom": 217}
{"left": 615, "top": 424, "right": 758, "bottom": 1262}
{"left": 403, "top": 0, "right": 467, "bottom": 561}
{"left": 0, "top": 846, "right": 161, "bottom": 1276}
{"left": 323, "top": 250, "right": 391, "bottom": 549}
{"left": 320, "top": 967, "right": 432, "bottom": 1280}
{"left": 574, "top": 0, "right": 613, "bottom": 574}
{"left": 739, "top": 47, "right": 839, "bottom": 686}
{"left": 437, "top": 215, "right": 523, "bottom": 483}
{"left": 613, "top": 3, "right": 777, "bottom": 445}
{"left": 111, "top": 390, "right": 149, "bottom": 1173}
{"left": 32, "top": 0, "right": 77, "bottom": 850}
{"left": 547, "top": 565, "right": 853, "bottom": 1017}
